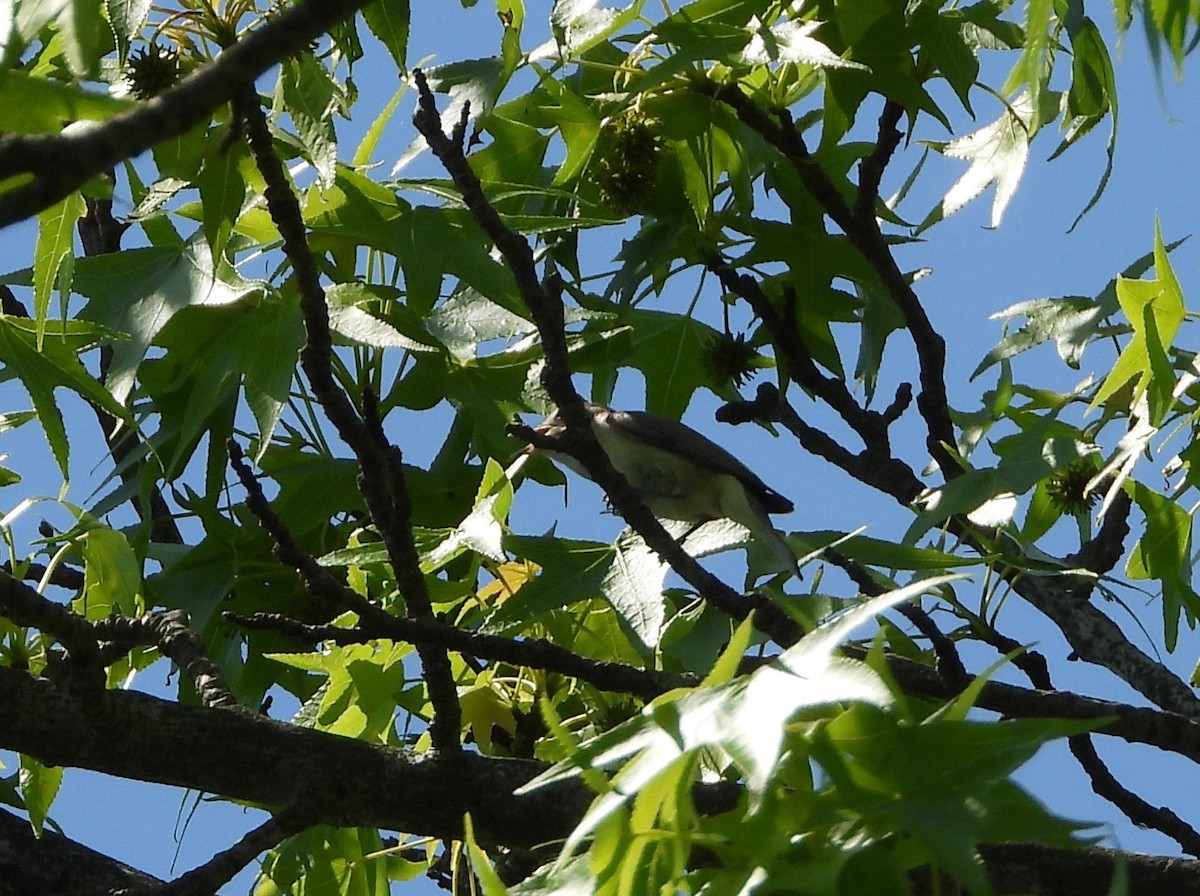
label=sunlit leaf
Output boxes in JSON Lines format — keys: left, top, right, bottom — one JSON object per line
{"left": 919, "top": 92, "right": 1034, "bottom": 232}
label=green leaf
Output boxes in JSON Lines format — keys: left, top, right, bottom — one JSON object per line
{"left": 104, "top": 0, "right": 152, "bottom": 63}
{"left": 305, "top": 171, "right": 518, "bottom": 314}
{"left": 136, "top": 292, "right": 300, "bottom": 474}
{"left": 1088, "top": 222, "right": 1185, "bottom": 424}
{"left": 76, "top": 524, "right": 143, "bottom": 619}
{"left": 463, "top": 815, "right": 510, "bottom": 896}
{"left": 909, "top": 416, "right": 1091, "bottom": 539}
{"left": 424, "top": 285, "right": 531, "bottom": 361}
{"left": 1055, "top": 17, "right": 1119, "bottom": 228}
{"left": 603, "top": 520, "right": 770, "bottom": 652}
{"left": 1140, "top": 0, "right": 1193, "bottom": 78}
{"left": 74, "top": 237, "right": 264, "bottom": 404}
{"left": 276, "top": 54, "right": 345, "bottom": 187}
{"left": 235, "top": 297, "right": 306, "bottom": 461}
{"left": 802, "top": 531, "right": 977, "bottom": 571}
{"left": 601, "top": 528, "right": 669, "bottom": 653}
{"left": 48, "top": 0, "right": 103, "bottom": 77}
{"left": 326, "top": 282, "right": 440, "bottom": 353}
{"left": 522, "top": 576, "right": 964, "bottom": 856}
{"left": 486, "top": 535, "right": 613, "bottom": 630}
{"left": 551, "top": 0, "right": 646, "bottom": 58}
{"left": 420, "top": 459, "right": 512, "bottom": 572}
{"left": 33, "top": 190, "right": 84, "bottom": 349}
{"left": 585, "top": 309, "right": 724, "bottom": 419}
{"left": 919, "top": 93, "right": 1034, "bottom": 232}
{"left": 352, "top": 85, "right": 408, "bottom": 168}
{"left": 194, "top": 136, "right": 248, "bottom": 260}
{"left": 910, "top": 8, "right": 980, "bottom": 114}
{"left": 822, "top": 705, "right": 1095, "bottom": 893}
{"left": 0, "top": 71, "right": 133, "bottom": 133}
{"left": 975, "top": 239, "right": 1181, "bottom": 376}
{"left": 362, "top": 0, "right": 410, "bottom": 69}
{"left": 1001, "top": 0, "right": 1054, "bottom": 117}
{"left": 1127, "top": 481, "right": 1200, "bottom": 652}
{"left": 18, "top": 756, "right": 63, "bottom": 837}
{"left": 741, "top": 17, "right": 867, "bottom": 70}
{"left": 974, "top": 296, "right": 1101, "bottom": 377}
{"left": 0, "top": 318, "right": 133, "bottom": 479}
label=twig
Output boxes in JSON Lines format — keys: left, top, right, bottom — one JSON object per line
{"left": 720, "top": 384, "right": 925, "bottom": 505}
{"left": 822, "top": 546, "right": 969, "bottom": 687}
{"left": 77, "top": 190, "right": 184, "bottom": 546}
{"left": 1068, "top": 735, "right": 1200, "bottom": 856}
{"left": 117, "top": 801, "right": 317, "bottom": 896}
{"left": 978, "top": 616, "right": 1200, "bottom": 852}
{"left": 706, "top": 260, "right": 900, "bottom": 453}
{"left": 1064, "top": 489, "right": 1133, "bottom": 585}
{"left": 692, "top": 77, "right": 958, "bottom": 481}
{"left": 855, "top": 99, "right": 905, "bottom": 218}
{"left": 226, "top": 440, "right": 463, "bottom": 750}
{"left": 1, "top": 559, "right": 85, "bottom": 591}
{"left": 226, "top": 611, "right": 698, "bottom": 701}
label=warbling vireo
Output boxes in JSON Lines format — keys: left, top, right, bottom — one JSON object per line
{"left": 529, "top": 403, "right": 801, "bottom": 579}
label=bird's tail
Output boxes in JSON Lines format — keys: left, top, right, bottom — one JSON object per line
{"left": 727, "top": 491, "right": 802, "bottom": 580}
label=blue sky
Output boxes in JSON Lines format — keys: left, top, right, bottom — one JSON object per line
{"left": 5, "top": 2, "right": 1200, "bottom": 891}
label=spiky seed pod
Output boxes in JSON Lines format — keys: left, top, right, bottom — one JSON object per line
{"left": 125, "top": 43, "right": 181, "bottom": 99}
{"left": 703, "top": 331, "right": 759, "bottom": 388}
{"left": 593, "top": 113, "right": 665, "bottom": 213}
{"left": 1046, "top": 457, "right": 1101, "bottom": 516}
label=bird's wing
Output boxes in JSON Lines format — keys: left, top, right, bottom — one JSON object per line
{"left": 601, "top": 408, "right": 795, "bottom": 515}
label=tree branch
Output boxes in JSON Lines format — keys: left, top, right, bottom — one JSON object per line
{"left": 2, "top": 664, "right": 1198, "bottom": 896}
{"left": 855, "top": 99, "right": 905, "bottom": 218}
{"left": 225, "top": 438, "right": 462, "bottom": 751}
{"left": 411, "top": 71, "right": 801, "bottom": 647}
{"left": 0, "top": 807, "right": 164, "bottom": 893}
{"left": 225, "top": 611, "right": 698, "bottom": 701}
{"left": 0, "top": 570, "right": 104, "bottom": 690}
{"left": 232, "top": 76, "right": 461, "bottom": 752}
{"left": 120, "top": 802, "right": 317, "bottom": 896}
{"left": 92, "top": 610, "right": 239, "bottom": 709}
{"left": 692, "top": 77, "right": 958, "bottom": 482}
{"left": 0, "top": 0, "right": 375, "bottom": 226}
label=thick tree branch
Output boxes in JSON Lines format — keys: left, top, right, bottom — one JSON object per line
{"left": 1009, "top": 570, "right": 1200, "bottom": 718}
{"left": 1, "top": 664, "right": 1198, "bottom": 896}
{"left": 977, "top": 843, "right": 1200, "bottom": 896}
{"left": 0, "top": 807, "right": 164, "bottom": 893}
{"left": 0, "top": 665, "right": 665, "bottom": 850}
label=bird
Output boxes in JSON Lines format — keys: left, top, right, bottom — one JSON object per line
{"left": 527, "top": 402, "right": 801, "bottom": 579}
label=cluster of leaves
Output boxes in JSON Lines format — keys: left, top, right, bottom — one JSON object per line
{"left": 4, "top": 0, "right": 1200, "bottom": 894}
